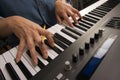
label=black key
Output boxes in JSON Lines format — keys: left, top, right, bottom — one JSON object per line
{"left": 89, "top": 12, "right": 104, "bottom": 18}
{"left": 78, "top": 22, "right": 91, "bottom": 29}
{"left": 90, "top": 11, "right": 106, "bottom": 17}
{"left": 61, "top": 28, "right": 79, "bottom": 39}
{"left": 73, "top": 23, "right": 88, "bottom": 31}
{"left": 44, "top": 40, "right": 62, "bottom": 54}
{"left": 35, "top": 46, "right": 52, "bottom": 62}
{"left": 26, "top": 50, "right": 45, "bottom": 69}
{"left": 0, "top": 69, "right": 5, "bottom": 80}
{"left": 65, "top": 26, "right": 82, "bottom": 36}
{"left": 53, "top": 37, "right": 68, "bottom": 49}
{"left": 78, "top": 19, "right": 94, "bottom": 26}
{"left": 85, "top": 14, "right": 100, "bottom": 21}
{"left": 5, "top": 63, "right": 20, "bottom": 80}
{"left": 92, "top": 9, "right": 107, "bottom": 15}
{"left": 96, "top": 6, "right": 111, "bottom": 12}
{"left": 83, "top": 16, "right": 97, "bottom": 23}
{"left": 54, "top": 33, "right": 72, "bottom": 46}
{"left": 16, "top": 60, "right": 32, "bottom": 79}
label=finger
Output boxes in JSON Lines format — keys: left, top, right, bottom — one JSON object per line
{"left": 63, "top": 13, "right": 73, "bottom": 27}
{"left": 39, "top": 42, "right": 48, "bottom": 59}
{"left": 47, "top": 33, "right": 54, "bottom": 47}
{"left": 16, "top": 38, "right": 25, "bottom": 63}
{"left": 27, "top": 36, "right": 38, "bottom": 65}
{"left": 67, "top": 10, "right": 78, "bottom": 24}
{"left": 33, "top": 31, "right": 42, "bottom": 46}
{"left": 72, "top": 8, "right": 81, "bottom": 18}
{"left": 56, "top": 15, "right": 62, "bottom": 25}
{"left": 38, "top": 29, "right": 54, "bottom": 47}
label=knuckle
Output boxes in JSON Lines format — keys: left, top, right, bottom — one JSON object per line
{"left": 28, "top": 43, "right": 34, "bottom": 50}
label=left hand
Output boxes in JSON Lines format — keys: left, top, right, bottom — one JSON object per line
{"left": 55, "top": 0, "right": 81, "bottom": 27}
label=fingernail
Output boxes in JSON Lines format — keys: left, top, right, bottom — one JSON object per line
{"left": 51, "top": 42, "right": 55, "bottom": 47}
{"left": 34, "top": 59, "right": 38, "bottom": 66}
{"left": 43, "top": 53, "right": 48, "bottom": 59}
{"left": 16, "top": 58, "right": 20, "bottom": 63}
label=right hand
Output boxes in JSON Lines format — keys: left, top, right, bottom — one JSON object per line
{"left": 5, "top": 16, "right": 54, "bottom": 65}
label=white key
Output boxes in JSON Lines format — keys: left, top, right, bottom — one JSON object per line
{"left": 0, "top": 55, "right": 12, "bottom": 80}
{"left": 16, "top": 46, "right": 41, "bottom": 72}
{"left": 46, "top": 46, "right": 58, "bottom": 58}
{"left": 74, "top": 27, "right": 85, "bottom": 34}
{"left": 54, "top": 43, "right": 64, "bottom": 52}
{"left": 37, "top": 52, "right": 49, "bottom": 66}
{"left": 52, "top": 24, "right": 64, "bottom": 31}
{"left": 2, "top": 51, "right": 27, "bottom": 80}
{"left": 48, "top": 25, "right": 75, "bottom": 42}
{"left": 23, "top": 51, "right": 41, "bottom": 73}
{"left": 47, "top": 51, "right": 56, "bottom": 60}
{"left": 48, "top": 24, "right": 64, "bottom": 33}
{"left": 47, "top": 27, "right": 56, "bottom": 34}
{"left": 57, "top": 31, "right": 75, "bottom": 42}
{"left": 82, "top": 19, "right": 95, "bottom": 25}
{"left": 80, "top": 0, "right": 108, "bottom": 16}
{"left": 9, "top": 47, "right": 36, "bottom": 76}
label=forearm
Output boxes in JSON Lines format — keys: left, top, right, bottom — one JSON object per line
{"left": 0, "top": 18, "right": 12, "bottom": 38}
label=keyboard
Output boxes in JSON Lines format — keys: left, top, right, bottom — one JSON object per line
{"left": 0, "top": 0, "right": 120, "bottom": 80}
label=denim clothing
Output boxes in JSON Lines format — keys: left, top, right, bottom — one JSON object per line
{"left": 0, "top": 0, "right": 57, "bottom": 27}
{"left": 0, "top": 0, "right": 70, "bottom": 47}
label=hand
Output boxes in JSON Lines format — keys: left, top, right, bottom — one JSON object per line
{"left": 5, "top": 16, "right": 54, "bottom": 65}
{"left": 55, "top": 0, "right": 81, "bottom": 27}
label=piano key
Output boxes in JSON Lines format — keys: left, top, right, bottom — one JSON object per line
{"left": 73, "top": 26, "right": 86, "bottom": 34}
{"left": 57, "top": 31, "right": 75, "bottom": 43}
{"left": 37, "top": 52, "right": 49, "bottom": 66}
{"left": 78, "top": 22, "right": 91, "bottom": 29}
{"left": 89, "top": 12, "right": 104, "bottom": 18}
{"left": 54, "top": 43, "right": 64, "bottom": 52}
{"left": 35, "top": 46, "right": 52, "bottom": 62}
{"left": 61, "top": 28, "right": 79, "bottom": 39}
{"left": 26, "top": 50, "right": 45, "bottom": 69}
{"left": 16, "top": 46, "right": 41, "bottom": 73}
{"left": 48, "top": 25, "right": 75, "bottom": 42}
{"left": 49, "top": 25, "right": 76, "bottom": 43}
{"left": 99, "top": 5, "right": 112, "bottom": 10}
{"left": 90, "top": 10, "right": 106, "bottom": 17}
{"left": 47, "top": 24, "right": 64, "bottom": 34}
{"left": 78, "top": 19, "right": 94, "bottom": 26}
{"left": 79, "top": 0, "right": 108, "bottom": 16}
{"left": 46, "top": 46, "right": 59, "bottom": 58}
{"left": 22, "top": 51, "right": 41, "bottom": 73}
{"left": 53, "top": 36, "right": 68, "bottom": 49}
{"left": 65, "top": 26, "right": 82, "bottom": 36}
{"left": 73, "top": 23, "right": 88, "bottom": 31}
{"left": 16, "top": 60, "right": 32, "bottom": 79}
{"left": 96, "top": 6, "right": 111, "bottom": 12}
{"left": 9, "top": 48, "right": 36, "bottom": 76}
{"left": 87, "top": 12, "right": 104, "bottom": 18}
{"left": 44, "top": 40, "right": 62, "bottom": 54}
{"left": 27, "top": 47, "right": 49, "bottom": 66}
{"left": 94, "top": 8, "right": 108, "bottom": 13}
{"left": 5, "top": 63, "right": 20, "bottom": 80}
{"left": 92, "top": 9, "right": 107, "bottom": 15}
{"left": 0, "top": 55, "right": 12, "bottom": 80}
{"left": 0, "top": 69, "right": 5, "bottom": 80}
{"left": 85, "top": 14, "right": 100, "bottom": 21}
{"left": 54, "top": 33, "right": 72, "bottom": 46}
{"left": 83, "top": 16, "right": 97, "bottom": 23}
{"left": 2, "top": 51, "right": 27, "bottom": 80}
{"left": 93, "top": 9, "right": 107, "bottom": 14}
{"left": 101, "top": 0, "right": 118, "bottom": 8}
